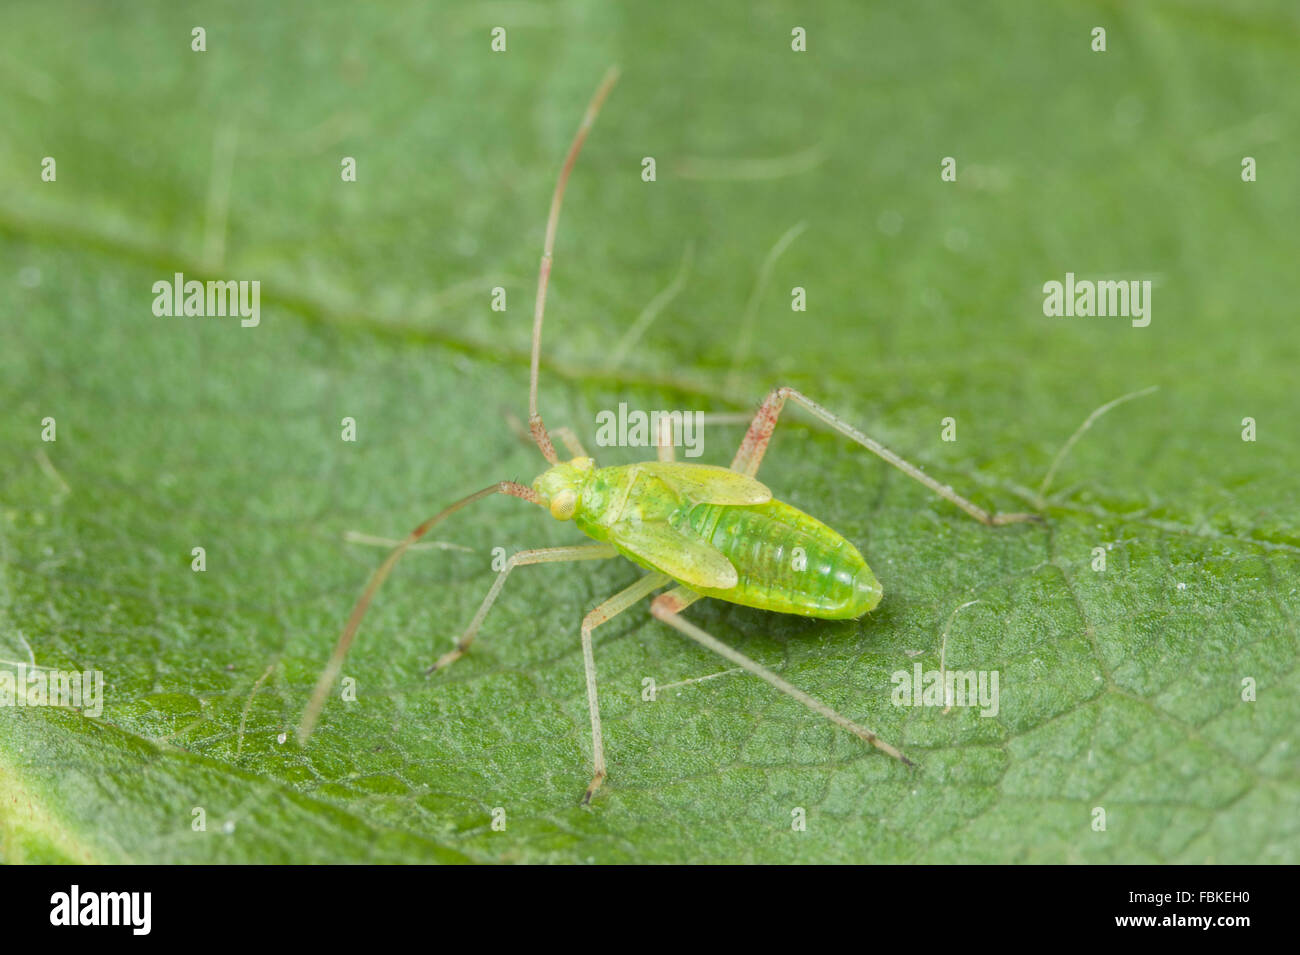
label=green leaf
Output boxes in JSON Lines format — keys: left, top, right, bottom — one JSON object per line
{"left": 2, "top": 0, "right": 1296, "bottom": 863}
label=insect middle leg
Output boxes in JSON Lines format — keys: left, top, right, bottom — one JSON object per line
{"left": 731, "top": 386, "right": 1039, "bottom": 525}
{"left": 650, "top": 587, "right": 911, "bottom": 764}
{"left": 429, "top": 544, "right": 617, "bottom": 673}
{"left": 580, "top": 571, "right": 671, "bottom": 803}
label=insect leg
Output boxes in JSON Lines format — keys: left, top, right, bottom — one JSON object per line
{"left": 552, "top": 426, "right": 590, "bottom": 459}
{"left": 580, "top": 572, "right": 671, "bottom": 804}
{"left": 341, "top": 530, "right": 471, "bottom": 553}
{"left": 731, "top": 386, "right": 1039, "bottom": 525}
{"left": 429, "top": 543, "right": 618, "bottom": 673}
{"left": 650, "top": 587, "right": 912, "bottom": 765}
{"left": 655, "top": 415, "right": 675, "bottom": 462}
{"left": 297, "top": 481, "right": 540, "bottom": 743}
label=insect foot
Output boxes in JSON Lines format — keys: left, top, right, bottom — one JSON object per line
{"left": 582, "top": 771, "right": 606, "bottom": 806}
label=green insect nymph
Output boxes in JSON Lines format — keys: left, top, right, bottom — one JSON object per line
{"left": 299, "top": 68, "right": 1039, "bottom": 802}
{"left": 534, "top": 457, "right": 883, "bottom": 620}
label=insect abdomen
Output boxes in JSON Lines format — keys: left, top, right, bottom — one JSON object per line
{"left": 674, "top": 500, "right": 882, "bottom": 619}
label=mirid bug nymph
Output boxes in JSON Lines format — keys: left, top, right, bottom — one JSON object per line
{"left": 298, "top": 68, "right": 1040, "bottom": 802}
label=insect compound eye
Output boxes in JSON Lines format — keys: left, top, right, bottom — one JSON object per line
{"left": 549, "top": 489, "right": 579, "bottom": 521}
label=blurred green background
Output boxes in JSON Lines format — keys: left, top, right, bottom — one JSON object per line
{"left": 1, "top": 1, "right": 1296, "bottom": 863}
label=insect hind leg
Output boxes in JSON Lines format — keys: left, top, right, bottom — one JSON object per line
{"left": 730, "top": 386, "right": 1039, "bottom": 526}
{"left": 650, "top": 587, "right": 912, "bottom": 764}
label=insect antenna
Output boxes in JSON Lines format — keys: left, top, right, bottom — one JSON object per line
{"left": 297, "top": 481, "right": 540, "bottom": 743}
{"left": 527, "top": 66, "right": 621, "bottom": 464}
{"left": 300, "top": 70, "right": 619, "bottom": 743}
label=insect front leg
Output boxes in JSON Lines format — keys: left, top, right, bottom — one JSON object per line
{"left": 731, "top": 386, "right": 1039, "bottom": 526}
{"left": 429, "top": 544, "right": 618, "bottom": 673}
{"left": 579, "top": 572, "right": 671, "bottom": 803}
{"left": 298, "top": 481, "right": 540, "bottom": 743}
{"left": 650, "top": 587, "right": 912, "bottom": 765}
{"left": 552, "top": 426, "right": 590, "bottom": 459}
